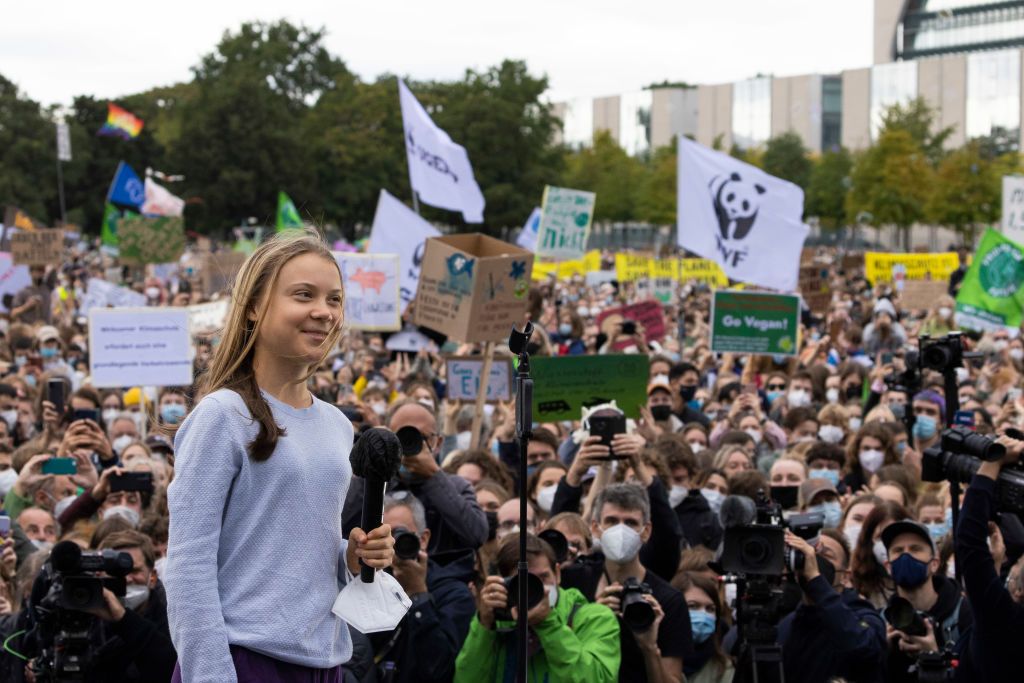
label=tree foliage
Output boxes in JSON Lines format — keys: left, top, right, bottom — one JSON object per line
{"left": 805, "top": 147, "right": 852, "bottom": 229}
{"left": 762, "top": 132, "right": 811, "bottom": 190}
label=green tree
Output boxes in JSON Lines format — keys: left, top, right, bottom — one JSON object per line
{"left": 636, "top": 140, "right": 676, "bottom": 225}
{"left": 0, "top": 74, "right": 58, "bottom": 223}
{"left": 878, "top": 97, "right": 953, "bottom": 166}
{"left": 925, "top": 140, "right": 1016, "bottom": 243}
{"left": 806, "top": 147, "right": 852, "bottom": 229}
{"left": 846, "top": 128, "right": 933, "bottom": 248}
{"left": 762, "top": 132, "right": 811, "bottom": 190}
{"left": 562, "top": 130, "right": 644, "bottom": 222}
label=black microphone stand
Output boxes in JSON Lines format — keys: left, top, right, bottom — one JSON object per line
{"left": 509, "top": 322, "right": 534, "bottom": 683}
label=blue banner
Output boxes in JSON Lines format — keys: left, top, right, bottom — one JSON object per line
{"left": 106, "top": 161, "right": 145, "bottom": 209}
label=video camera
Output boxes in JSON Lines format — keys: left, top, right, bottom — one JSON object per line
{"left": 923, "top": 426, "right": 1024, "bottom": 514}
{"left": 23, "top": 541, "right": 133, "bottom": 682}
{"left": 720, "top": 491, "right": 824, "bottom": 578}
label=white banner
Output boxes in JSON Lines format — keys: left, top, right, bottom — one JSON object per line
{"left": 517, "top": 207, "right": 541, "bottom": 251}
{"left": 0, "top": 253, "right": 31, "bottom": 312}
{"left": 88, "top": 307, "right": 192, "bottom": 388}
{"left": 141, "top": 178, "right": 185, "bottom": 217}
{"left": 368, "top": 190, "right": 441, "bottom": 311}
{"left": 677, "top": 136, "right": 808, "bottom": 292}
{"left": 333, "top": 252, "right": 401, "bottom": 331}
{"left": 398, "top": 80, "right": 485, "bottom": 223}
{"left": 1002, "top": 175, "right": 1024, "bottom": 244}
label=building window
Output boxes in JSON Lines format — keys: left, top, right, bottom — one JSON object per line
{"left": 732, "top": 77, "right": 772, "bottom": 149}
{"left": 870, "top": 61, "right": 918, "bottom": 139}
{"left": 619, "top": 90, "right": 653, "bottom": 156}
{"left": 562, "top": 97, "right": 594, "bottom": 149}
{"left": 966, "top": 48, "right": 1021, "bottom": 149}
{"left": 822, "top": 76, "right": 843, "bottom": 151}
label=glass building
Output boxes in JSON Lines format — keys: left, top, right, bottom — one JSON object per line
{"left": 822, "top": 76, "right": 843, "bottom": 150}
{"left": 966, "top": 48, "right": 1021, "bottom": 148}
{"left": 898, "top": 0, "right": 1024, "bottom": 59}
{"left": 619, "top": 90, "right": 653, "bottom": 156}
{"left": 870, "top": 60, "right": 918, "bottom": 138}
{"left": 732, "top": 77, "right": 772, "bottom": 149}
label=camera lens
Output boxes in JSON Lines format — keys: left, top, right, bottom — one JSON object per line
{"left": 503, "top": 572, "right": 545, "bottom": 611}
{"left": 396, "top": 427, "right": 424, "bottom": 457}
{"left": 741, "top": 537, "right": 774, "bottom": 568}
{"left": 393, "top": 530, "right": 420, "bottom": 560}
{"left": 622, "top": 595, "right": 655, "bottom": 632}
{"left": 922, "top": 344, "right": 951, "bottom": 371}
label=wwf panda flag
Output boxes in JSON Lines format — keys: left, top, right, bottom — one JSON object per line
{"left": 676, "top": 136, "right": 808, "bottom": 292}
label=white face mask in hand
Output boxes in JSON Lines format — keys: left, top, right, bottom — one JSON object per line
{"left": 333, "top": 571, "right": 412, "bottom": 633}
{"left": 600, "top": 523, "right": 643, "bottom": 564}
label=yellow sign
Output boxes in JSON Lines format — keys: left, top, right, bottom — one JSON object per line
{"left": 864, "top": 252, "right": 959, "bottom": 283}
{"left": 582, "top": 250, "right": 602, "bottom": 273}
{"left": 532, "top": 262, "right": 558, "bottom": 280}
{"left": 648, "top": 259, "right": 678, "bottom": 280}
{"left": 615, "top": 253, "right": 651, "bottom": 282}
{"left": 679, "top": 259, "right": 728, "bottom": 287}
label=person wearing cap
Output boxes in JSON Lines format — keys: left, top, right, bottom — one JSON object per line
{"left": 145, "top": 434, "right": 175, "bottom": 465}
{"left": 911, "top": 390, "right": 944, "bottom": 453}
{"left": 799, "top": 479, "right": 842, "bottom": 529}
{"left": 639, "top": 375, "right": 683, "bottom": 438}
{"left": 862, "top": 298, "right": 906, "bottom": 356}
{"left": 882, "top": 519, "right": 973, "bottom": 683}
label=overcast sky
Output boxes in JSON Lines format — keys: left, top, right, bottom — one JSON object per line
{"left": 2, "top": 1, "right": 873, "bottom": 107}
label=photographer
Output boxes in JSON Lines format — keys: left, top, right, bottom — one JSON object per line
{"left": 777, "top": 529, "right": 886, "bottom": 682}
{"left": 454, "top": 533, "right": 620, "bottom": 683}
{"left": 371, "top": 493, "right": 476, "bottom": 683}
{"left": 954, "top": 433, "right": 1024, "bottom": 681}
{"left": 562, "top": 483, "right": 691, "bottom": 683}
{"left": 881, "top": 519, "right": 972, "bottom": 683}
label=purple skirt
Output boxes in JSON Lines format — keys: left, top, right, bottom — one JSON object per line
{"left": 170, "top": 645, "right": 344, "bottom": 683}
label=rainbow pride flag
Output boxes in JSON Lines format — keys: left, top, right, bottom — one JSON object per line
{"left": 97, "top": 103, "right": 144, "bottom": 140}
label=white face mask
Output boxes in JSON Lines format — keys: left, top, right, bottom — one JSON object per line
{"left": 154, "top": 556, "right": 167, "bottom": 578}
{"left": 536, "top": 484, "right": 557, "bottom": 513}
{"left": 825, "top": 388, "right": 840, "bottom": 404}
{"left": 843, "top": 524, "right": 862, "bottom": 550}
{"left": 818, "top": 425, "right": 845, "bottom": 444}
{"left": 599, "top": 523, "right": 643, "bottom": 564}
{"left": 954, "top": 367, "right": 970, "bottom": 384}
{"left": 787, "top": 389, "right": 811, "bottom": 408}
{"left": 145, "top": 287, "right": 161, "bottom": 300}
{"left": 688, "top": 442, "right": 705, "bottom": 454}
{"left": 744, "top": 428, "right": 763, "bottom": 445}
{"left": 0, "top": 469, "right": 17, "bottom": 497}
{"left": 112, "top": 434, "right": 135, "bottom": 455}
{"left": 859, "top": 449, "right": 885, "bottom": 474}
{"left": 1012, "top": 348, "right": 1024, "bottom": 362}
{"left": 938, "top": 306, "right": 952, "bottom": 319}
{"left": 849, "top": 417, "right": 863, "bottom": 432}
{"left": 0, "top": 410, "right": 17, "bottom": 431}
{"left": 454, "top": 431, "right": 472, "bottom": 451}
{"left": 668, "top": 485, "right": 688, "bottom": 508}
{"left": 103, "top": 505, "right": 140, "bottom": 528}
{"left": 872, "top": 538, "right": 888, "bottom": 565}
{"left": 370, "top": 402, "right": 387, "bottom": 417}
{"left": 701, "top": 488, "right": 725, "bottom": 515}
{"left": 124, "top": 583, "right": 151, "bottom": 610}
{"left": 102, "top": 409, "right": 121, "bottom": 425}
{"left": 54, "top": 495, "right": 77, "bottom": 518}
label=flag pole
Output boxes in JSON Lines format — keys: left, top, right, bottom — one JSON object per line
{"left": 412, "top": 191, "right": 421, "bottom": 215}
{"left": 55, "top": 157, "right": 67, "bottom": 226}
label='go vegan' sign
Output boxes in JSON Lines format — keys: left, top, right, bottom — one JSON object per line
{"left": 710, "top": 290, "right": 801, "bottom": 356}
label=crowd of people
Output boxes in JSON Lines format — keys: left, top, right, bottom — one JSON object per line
{"left": 0, "top": 234, "right": 1020, "bottom": 682}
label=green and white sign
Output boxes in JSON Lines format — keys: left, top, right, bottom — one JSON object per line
{"left": 711, "top": 290, "right": 801, "bottom": 356}
{"left": 536, "top": 186, "right": 596, "bottom": 260}
{"left": 531, "top": 355, "right": 649, "bottom": 421}
{"left": 956, "top": 228, "right": 1024, "bottom": 331}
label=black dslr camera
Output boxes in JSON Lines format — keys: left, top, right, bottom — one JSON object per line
{"left": 24, "top": 541, "right": 133, "bottom": 681}
{"left": 923, "top": 427, "right": 1024, "bottom": 514}
{"left": 492, "top": 572, "right": 545, "bottom": 625}
{"left": 619, "top": 577, "right": 655, "bottom": 632}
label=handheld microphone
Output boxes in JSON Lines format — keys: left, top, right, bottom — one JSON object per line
{"left": 718, "top": 494, "right": 757, "bottom": 530}
{"left": 349, "top": 427, "right": 402, "bottom": 583}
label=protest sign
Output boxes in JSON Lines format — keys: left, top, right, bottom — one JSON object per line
{"left": 955, "top": 228, "right": 1024, "bottom": 330}
{"left": 901, "top": 280, "right": 948, "bottom": 311}
{"left": 445, "top": 356, "right": 513, "bottom": 402}
{"left": 864, "top": 252, "right": 959, "bottom": 284}
{"left": 586, "top": 270, "right": 617, "bottom": 287}
{"left": 710, "top": 290, "right": 801, "bottom": 356}
{"left": 386, "top": 327, "right": 436, "bottom": 353}
{"left": 596, "top": 301, "right": 667, "bottom": 345}
{"left": 532, "top": 262, "right": 558, "bottom": 280}
{"left": 537, "top": 186, "right": 596, "bottom": 260}
{"left": 11, "top": 229, "right": 63, "bottom": 265}
{"left": 615, "top": 253, "right": 651, "bottom": 283}
{"left": 118, "top": 216, "right": 185, "bottom": 265}
{"left": 334, "top": 253, "right": 401, "bottom": 331}
{"left": 188, "top": 299, "right": 230, "bottom": 336}
{"left": 1002, "top": 176, "right": 1024, "bottom": 244}
{"left": 79, "top": 278, "right": 148, "bottom": 314}
{"left": 412, "top": 233, "right": 533, "bottom": 343}
{"left": 0, "top": 253, "right": 31, "bottom": 312}
{"left": 89, "top": 307, "right": 192, "bottom": 388}
{"left": 368, "top": 190, "right": 441, "bottom": 311}
{"left": 679, "top": 258, "right": 729, "bottom": 287}
{"left": 799, "top": 265, "right": 831, "bottom": 314}
{"left": 200, "top": 251, "right": 247, "bottom": 296}
{"left": 531, "top": 355, "right": 649, "bottom": 421}
{"left": 649, "top": 259, "right": 678, "bottom": 303}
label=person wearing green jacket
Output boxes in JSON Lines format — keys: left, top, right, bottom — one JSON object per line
{"left": 455, "top": 533, "right": 620, "bottom": 683}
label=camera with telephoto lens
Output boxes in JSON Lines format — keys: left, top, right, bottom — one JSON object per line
{"left": 918, "top": 333, "right": 968, "bottom": 374}
{"left": 23, "top": 541, "right": 133, "bottom": 682}
{"left": 392, "top": 528, "right": 421, "bottom": 561}
{"left": 619, "top": 577, "right": 655, "bottom": 632}
{"left": 492, "top": 571, "right": 546, "bottom": 625}
{"left": 923, "top": 427, "right": 1024, "bottom": 514}
{"left": 884, "top": 595, "right": 929, "bottom": 637}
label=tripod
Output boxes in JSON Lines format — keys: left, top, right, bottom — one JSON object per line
{"left": 730, "top": 578, "right": 785, "bottom": 683}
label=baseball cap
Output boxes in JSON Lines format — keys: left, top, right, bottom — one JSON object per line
{"left": 799, "top": 479, "right": 839, "bottom": 508}
{"left": 647, "top": 374, "right": 672, "bottom": 397}
{"left": 145, "top": 433, "right": 174, "bottom": 454}
{"left": 881, "top": 519, "right": 937, "bottom": 556}
{"left": 36, "top": 326, "right": 60, "bottom": 344}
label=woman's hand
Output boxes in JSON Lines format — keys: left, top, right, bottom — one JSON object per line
{"left": 346, "top": 524, "right": 396, "bottom": 575}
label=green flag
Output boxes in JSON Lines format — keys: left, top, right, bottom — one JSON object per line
{"left": 101, "top": 203, "right": 120, "bottom": 246}
{"left": 955, "top": 228, "right": 1024, "bottom": 330}
{"left": 276, "top": 191, "right": 303, "bottom": 231}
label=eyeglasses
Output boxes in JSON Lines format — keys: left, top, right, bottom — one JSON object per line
{"left": 766, "top": 383, "right": 787, "bottom": 390}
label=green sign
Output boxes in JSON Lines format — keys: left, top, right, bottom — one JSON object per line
{"left": 710, "top": 290, "right": 801, "bottom": 356}
{"left": 118, "top": 216, "right": 186, "bottom": 265}
{"left": 956, "top": 228, "right": 1024, "bottom": 330}
{"left": 531, "top": 355, "right": 649, "bottom": 421}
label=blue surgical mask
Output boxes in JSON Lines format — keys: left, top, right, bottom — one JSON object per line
{"left": 25, "top": 374, "right": 36, "bottom": 388}
{"left": 766, "top": 390, "right": 783, "bottom": 405}
{"left": 925, "top": 521, "right": 949, "bottom": 542}
{"left": 689, "top": 610, "right": 717, "bottom": 644}
{"left": 809, "top": 467, "right": 841, "bottom": 488}
{"left": 558, "top": 323, "right": 573, "bottom": 337}
{"left": 160, "top": 404, "right": 187, "bottom": 425}
{"left": 808, "top": 501, "right": 842, "bottom": 529}
{"left": 890, "top": 552, "right": 930, "bottom": 589}
{"left": 913, "top": 414, "right": 937, "bottom": 440}
{"left": 39, "top": 347, "right": 59, "bottom": 360}
{"left": 687, "top": 398, "right": 703, "bottom": 411}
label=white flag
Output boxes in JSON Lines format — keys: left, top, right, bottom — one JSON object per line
{"left": 516, "top": 207, "right": 541, "bottom": 251}
{"left": 368, "top": 189, "right": 441, "bottom": 311}
{"left": 677, "top": 136, "right": 808, "bottom": 292}
{"left": 141, "top": 178, "right": 185, "bottom": 217}
{"left": 398, "top": 80, "right": 485, "bottom": 223}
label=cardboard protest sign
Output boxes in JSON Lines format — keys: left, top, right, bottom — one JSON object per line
{"left": 531, "top": 355, "right": 649, "bottom": 421}
{"left": 89, "top": 307, "right": 192, "bottom": 388}
{"left": 900, "top": 280, "right": 947, "bottom": 311}
{"left": 445, "top": 356, "right": 513, "bottom": 402}
{"left": 711, "top": 290, "right": 801, "bottom": 356}
{"left": 799, "top": 265, "right": 831, "bottom": 314}
{"left": 1002, "top": 176, "right": 1024, "bottom": 244}
{"left": 864, "top": 252, "right": 959, "bottom": 284}
{"left": 679, "top": 259, "right": 729, "bottom": 287}
{"left": 412, "top": 234, "right": 533, "bottom": 343}
{"left": 11, "top": 229, "right": 63, "bottom": 265}
{"left": 334, "top": 253, "right": 401, "bottom": 331}
{"left": 596, "top": 301, "right": 667, "bottom": 345}
{"left": 188, "top": 299, "right": 230, "bottom": 336}
{"left": 536, "top": 186, "right": 596, "bottom": 260}
{"left": 118, "top": 216, "right": 186, "bottom": 265}
{"left": 200, "top": 251, "right": 248, "bottom": 296}
{"left": 0, "top": 253, "right": 31, "bottom": 312}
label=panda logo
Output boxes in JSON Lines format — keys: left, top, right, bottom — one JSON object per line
{"left": 709, "top": 172, "right": 766, "bottom": 241}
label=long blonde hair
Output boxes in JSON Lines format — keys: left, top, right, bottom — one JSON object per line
{"left": 199, "top": 228, "right": 344, "bottom": 461}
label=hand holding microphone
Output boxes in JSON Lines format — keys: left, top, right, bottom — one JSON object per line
{"left": 348, "top": 428, "right": 402, "bottom": 581}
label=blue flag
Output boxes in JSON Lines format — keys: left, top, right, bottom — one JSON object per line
{"left": 106, "top": 161, "right": 145, "bottom": 209}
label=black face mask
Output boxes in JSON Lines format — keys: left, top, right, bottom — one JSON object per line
{"left": 679, "top": 385, "right": 697, "bottom": 402}
{"left": 845, "top": 385, "right": 861, "bottom": 401}
{"left": 770, "top": 485, "right": 800, "bottom": 510}
{"left": 650, "top": 405, "right": 673, "bottom": 421}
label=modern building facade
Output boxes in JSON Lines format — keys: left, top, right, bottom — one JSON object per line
{"left": 554, "top": 0, "right": 1024, "bottom": 156}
